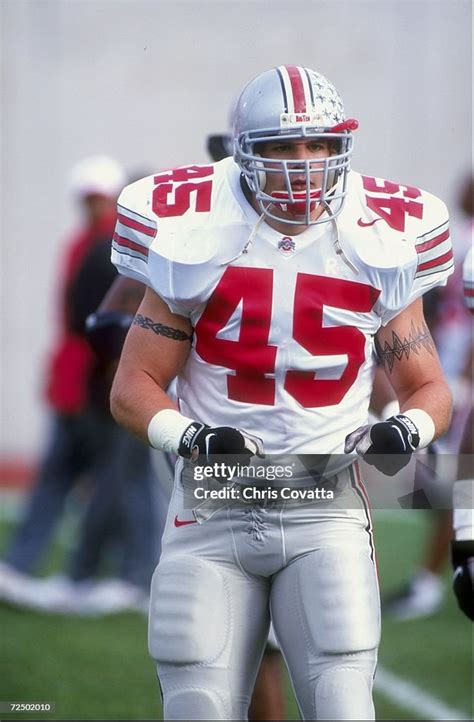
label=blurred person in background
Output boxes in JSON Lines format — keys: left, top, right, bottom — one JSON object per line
{"left": 450, "top": 242, "right": 473, "bottom": 622}
{"left": 0, "top": 156, "right": 156, "bottom": 614}
{"left": 383, "top": 172, "right": 473, "bottom": 620}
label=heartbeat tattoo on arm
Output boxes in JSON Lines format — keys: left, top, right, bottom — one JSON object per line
{"left": 133, "top": 314, "right": 193, "bottom": 342}
{"left": 375, "top": 321, "right": 434, "bottom": 374}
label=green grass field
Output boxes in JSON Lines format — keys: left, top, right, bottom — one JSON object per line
{"left": 1, "top": 506, "right": 472, "bottom": 721}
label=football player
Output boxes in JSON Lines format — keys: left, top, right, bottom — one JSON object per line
{"left": 110, "top": 66, "right": 453, "bottom": 720}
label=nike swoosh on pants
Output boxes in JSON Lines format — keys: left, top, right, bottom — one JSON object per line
{"left": 174, "top": 515, "right": 197, "bottom": 527}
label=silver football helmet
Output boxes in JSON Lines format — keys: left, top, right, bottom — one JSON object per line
{"left": 233, "top": 65, "right": 358, "bottom": 226}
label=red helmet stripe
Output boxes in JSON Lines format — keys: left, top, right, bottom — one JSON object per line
{"left": 285, "top": 65, "right": 307, "bottom": 113}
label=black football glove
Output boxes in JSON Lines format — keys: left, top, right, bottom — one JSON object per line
{"left": 451, "top": 540, "right": 474, "bottom": 621}
{"left": 178, "top": 421, "right": 265, "bottom": 469}
{"left": 345, "top": 414, "right": 420, "bottom": 476}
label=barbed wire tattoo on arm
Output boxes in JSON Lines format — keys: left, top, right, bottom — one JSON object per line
{"left": 375, "top": 320, "right": 434, "bottom": 374}
{"left": 133, "top": 314, "right": 193, "bottom": 342}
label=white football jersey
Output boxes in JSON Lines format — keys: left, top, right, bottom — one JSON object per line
{"left": 112, "top": 158, "right": 453, "bottom": 454}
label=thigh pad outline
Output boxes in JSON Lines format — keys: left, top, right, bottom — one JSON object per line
{"left": 274, "top": 546, "right": 380, "bottom": 657}
{"left": 300, "top": 547, "right": 380, "bottom": 654}
{"left": 148, "top": 555, "right": 230, "bottom": 665}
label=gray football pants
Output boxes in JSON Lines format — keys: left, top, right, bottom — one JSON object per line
{"left": 148, "top": 462, "right": 381, "bottom": 720}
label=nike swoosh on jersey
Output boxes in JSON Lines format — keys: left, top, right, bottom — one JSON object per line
{"left": 357, "top": 217, "right": 382, "bottom": 227}
{"left": 174, "top": 515, "right": 197, "bottom": 527}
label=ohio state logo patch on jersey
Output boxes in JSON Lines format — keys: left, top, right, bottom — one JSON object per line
{"left": 278, "top": 236, "right": 295, "bottom": 254}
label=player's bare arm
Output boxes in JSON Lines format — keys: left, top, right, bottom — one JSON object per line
{"left": 111, "top": 287, "right": 262, "bottom": 464}
{"left": 345, "top": 297, "right": 452, "bottom": 474}
{"left": 110, "top": 286, "right": 193, "bottom": 443}
{"left": 375, "top": 296, "right": 452, "bottom": 439}
{"left": 98, "top": 275, "right": 145, "bottom": 315}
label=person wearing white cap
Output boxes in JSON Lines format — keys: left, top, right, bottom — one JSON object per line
{"left": 0, "top": 155, "right": 157, "bottom": 615}
{"left": 68, "top": 155, "right": 126, "bottom": 208}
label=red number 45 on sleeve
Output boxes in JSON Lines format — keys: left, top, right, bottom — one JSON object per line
{"left": 152, "top": 165, "right": 214, "bottom": 218}
{"left": 361, "top": 175, "right": 423, "bottom": 232}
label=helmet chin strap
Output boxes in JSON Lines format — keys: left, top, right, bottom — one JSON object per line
{"left": 268, "top": 156, "right": 340, "bottom": 219}
{"left": 321, "top": 199, "right": 360, "bottom": 275}
{"left": 226, "top": 210, "right": 267, "bottom": 263}
{"left": 270, "top": 190, "right": 320, "bottom": 217}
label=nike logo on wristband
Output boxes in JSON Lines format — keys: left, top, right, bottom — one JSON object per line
{"left": 174, "top": 515, "right": 197, "bottom": 528}
{"left": 181, "top": 423, "right": 200, "bottom": 449}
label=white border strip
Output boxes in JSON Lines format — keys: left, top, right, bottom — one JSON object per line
{"left": 375, "top": 665, "right": 470, "bottom": 720}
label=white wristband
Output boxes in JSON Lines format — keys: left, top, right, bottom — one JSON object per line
{"left": 453, "top": 479, "right": 474, "bottom": 541}
{"left": 147, "top": 409, "right": 195, "bottom": 453}
{"left": 402, "top": 408, "right": 435, "bottom": 449}
{"left": 380, "top": 400, "right": 400, "bottom": 421}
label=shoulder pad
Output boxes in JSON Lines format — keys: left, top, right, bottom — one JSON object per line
{"left": 111, "top": 159, "right": 247, "bottom": 315}
{"left": 340, "top": 172, "right": 454, "bottom": 324}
